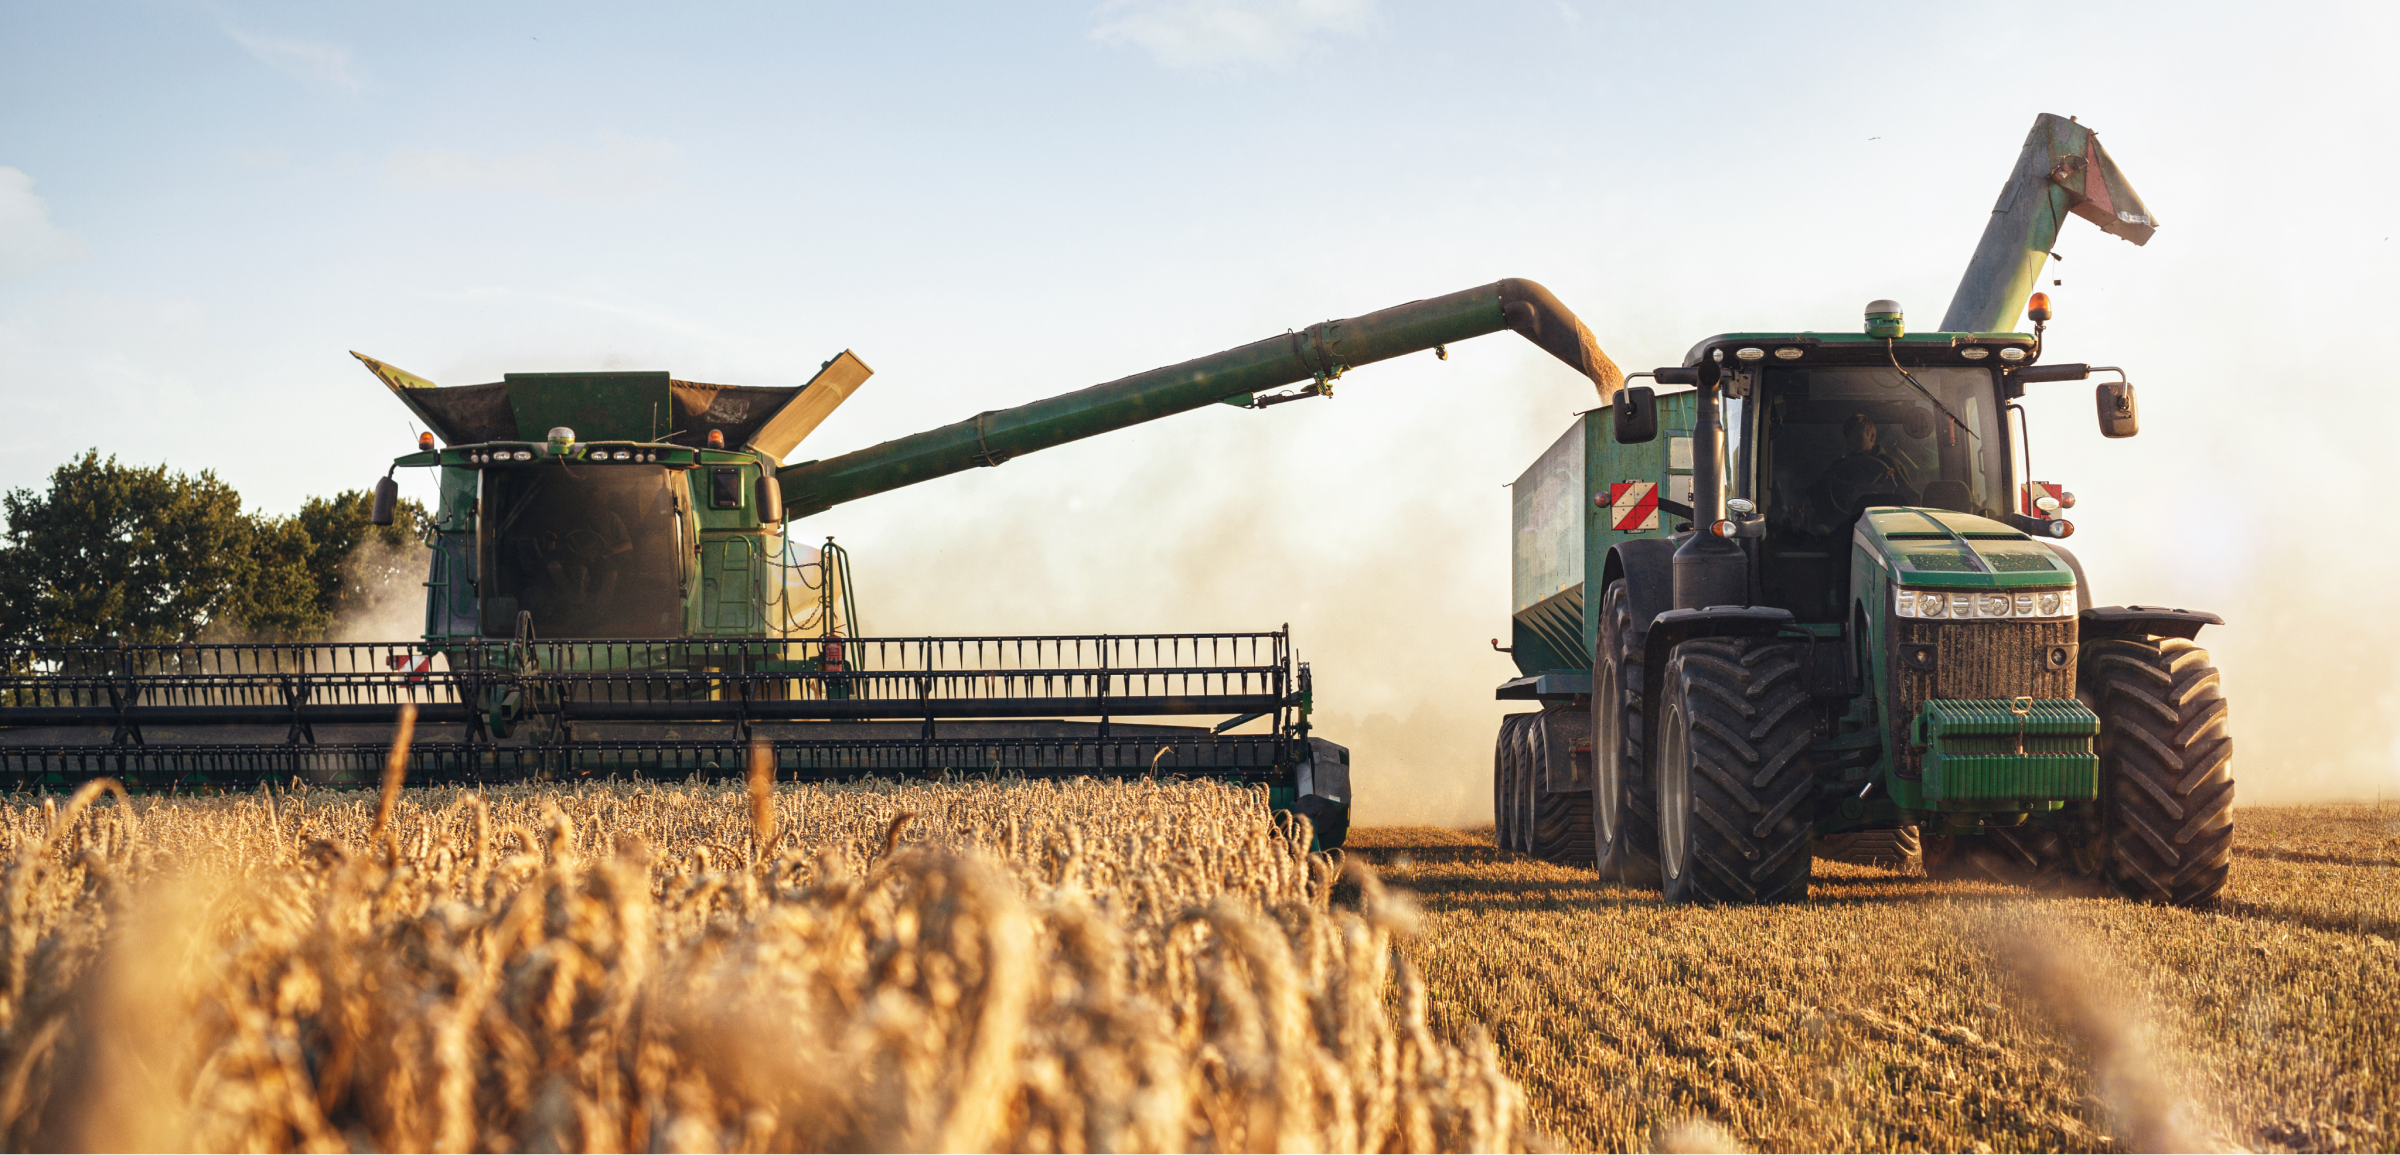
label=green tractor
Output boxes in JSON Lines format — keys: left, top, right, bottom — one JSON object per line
{"left": 1492, "top": 113, "right": 2232, "bottom": 905}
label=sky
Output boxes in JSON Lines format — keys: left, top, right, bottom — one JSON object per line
{"left": 2, "top": 0, "right": 2394, "bottom": 821}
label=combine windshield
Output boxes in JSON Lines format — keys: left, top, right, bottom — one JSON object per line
{"left": 480, "top": 465, "right": 685, "bottom": 637}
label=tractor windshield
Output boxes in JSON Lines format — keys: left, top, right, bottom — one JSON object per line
{"left": 479, "top": 464, "right": 685, "bottom": 637}
{"left": 1752, "top": 364, "right": 2006, "bottom": 620}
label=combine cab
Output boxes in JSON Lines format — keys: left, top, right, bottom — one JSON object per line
{"left": 1492, "top": 114, "right": 2232, "bottom": 905}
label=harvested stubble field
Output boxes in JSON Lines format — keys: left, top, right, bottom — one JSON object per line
{"left": 0, "top": 773, "right": 2387, "bottom": 1155}
{"left": 1352, "top": 802, "right": 2399, "bottom": 1154}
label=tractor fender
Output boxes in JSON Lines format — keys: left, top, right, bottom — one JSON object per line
{"left": 1601, "top": 538, "right": 1678, "bottom": 645}
{"left": 1637, "top": 605, "right": 1798, "bottom": 767}
{"left": 2079, "top": 605, "right": 2223, "bottom": 641}
{"left": 2046, "top": 543, "right": 2095, "bottom": 613}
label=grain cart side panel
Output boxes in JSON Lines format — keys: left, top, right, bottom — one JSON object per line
{"left": 1509, "top": 419, "right": 1587, "bottom": 678}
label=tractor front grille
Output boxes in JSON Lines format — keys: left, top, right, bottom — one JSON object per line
{"left": 1890, "top": 619, "right": 2077, "bottom": 779}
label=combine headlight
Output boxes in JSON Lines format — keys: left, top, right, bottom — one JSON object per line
{"left": 513, "top": 450, "right": 533, "bottom": 461}
{"left": 1774, "top": 347, "right": 1804, "bottom": 360}
{"left": 1998, "top": 347, "right": 2027, "bottom": 362}
{"left": 1735, "top": 347, "right": 1765, "bottom": 362}
{"left": 1960, "top": 347, "right": 1990, "bottom": 361}
{"left": 1894, "top": 584, "right": 2078, "bottom": 620}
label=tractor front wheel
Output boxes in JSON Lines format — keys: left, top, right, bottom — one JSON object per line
{"left": 2083, "top": 636, "right": 2234, "bottom": 906}
{"left": 1655, "top": 638, "right": 1817, "bottom": 904}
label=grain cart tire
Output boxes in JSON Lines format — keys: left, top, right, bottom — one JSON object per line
{"left": 1592, "top": 581, "right": 1658, "bottom": 885}
{"left": 1494, "top": 713, "right": 1535, "bottom": 850}
{"left": 1530, "top": 706, "right": 1595, "bottom": 865}
{"left": 1922, "top": 826, "right": 2076, "bottom": 888}
{"left": 1815, "top": 826, "right": 1922, "bottom": 871}
{"left": 2083, "top": 636, "right": 2234, "bottom": 906}
{"left": 1656, "top": 638, "right": 1817, "bottom": 904}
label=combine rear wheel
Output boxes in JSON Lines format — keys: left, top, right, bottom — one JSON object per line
{"left": 1529, "top": 708, "right": 1594, "bottom": 865}
{"left": 1591, "top": 581, "right": 1657, "bottom": 884}
{"left": 2084, "top": 636, "right": 2234, "bottom": 906}
{"left": 1655, "top": 638, "right": 1817, "bottom": 904}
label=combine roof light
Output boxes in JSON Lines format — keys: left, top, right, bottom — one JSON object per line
{"left": 1960, "top": 347, "right": 1990, "bottom": 361}
{"left": 1773, "top": 347, "right": 1803, "bottom": 360}
{"left": 2026, "top": 292, "right": 2053, "bottom": 324}
{"left": 418, "top": 432, "right": 435, "bottom": 452}
{"left": 706, "top": 430, "right": 725, "bottom": 449}
{"left": 513, "top": 449, "right": 533, "bottom": 461}
{"left": 1998, "top": 347, "right": 2027, "bottom": 362}
{"left": 1734, "top": 347, "right": 1764, "bottom": 362}
{"left": 547, "top": 426, "right": 575, "bottom": 455}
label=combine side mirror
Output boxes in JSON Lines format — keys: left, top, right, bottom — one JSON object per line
{"left": 1614, "top": 386, "right": 1660, "bottom": 444}
{"left": 2096, "top": 381, "right": 2139, "bottom": 438}
{"left": 757, "top": 474, "right": 783, "bottom": 524}
{"left": 370, "top": 476, "right": 398, "bottom": 526}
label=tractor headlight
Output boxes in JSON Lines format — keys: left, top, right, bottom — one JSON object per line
{"left": 1895, "top": 585, "right": 2076, "bottom": 620}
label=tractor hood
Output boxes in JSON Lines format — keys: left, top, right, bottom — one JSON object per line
{"left": 1854, "top": 507, "right": 2076, "bottom": 589}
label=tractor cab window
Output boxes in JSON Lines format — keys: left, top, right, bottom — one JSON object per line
{"left": 480, "top": 465, "right": 686, "bottom": 637}
{"left": 1753, "top": 365, "right": 2005, "bottom": 620}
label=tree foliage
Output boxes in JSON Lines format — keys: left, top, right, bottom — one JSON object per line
{"left": 0, "top": 452, "right": 428, "bottom": 647}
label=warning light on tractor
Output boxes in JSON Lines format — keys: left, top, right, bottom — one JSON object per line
{"left": 547, "top": 427, "right": 576, "bottom": 455}
{"left": 706, "top": 430, "right": 725, "bottom": 449}
{"left": 417, "top": 431, "right": 434, "bottom": 452}
{"left": 2026, "top": 292, "right": 2053, "bottom": 324}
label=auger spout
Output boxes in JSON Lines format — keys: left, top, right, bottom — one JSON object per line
{"left": 1941, "top": 113, "right": 2157, "bottom": 334}
{"left": 778, "top": 278, "right": 1619, "bottom": 517}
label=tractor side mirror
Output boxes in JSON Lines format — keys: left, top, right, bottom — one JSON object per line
{"left": 1614, "top": 386, "right": 1660, "bottom": 444}
{"left": 370, "top": 476, "right": 399, "bottom": 526}
{"left": 757, "top": 474, "right": 783, "bottom": 524}
{"left": 2096, "top": 381, "right": 2139, "bottom": 438}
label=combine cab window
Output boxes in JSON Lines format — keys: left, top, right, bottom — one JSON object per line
{"left": 1754, "top": 365, "right": 2005, "bottom": 620}
{"left": 480, "top": 465, "right": 685, "bottom": 637}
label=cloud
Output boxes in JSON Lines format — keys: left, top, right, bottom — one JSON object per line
{"left": 0, "top": 168, "right": 84, "bottom": 283}
{"left": 383, "top": 133, "right": 680, "bottom": 203}
{"left": 226, "top": 29, "right": 363, "bottom": 91}
{"left": 1091, "top": 0, "right": 1378, "bottom": 70}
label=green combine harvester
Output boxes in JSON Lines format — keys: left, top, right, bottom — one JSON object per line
{"left": 1491, "top": 113, "right": 2232, "bottom": 905}
{"left": 0, "top": 275, "right": 1624, "bottom": 847}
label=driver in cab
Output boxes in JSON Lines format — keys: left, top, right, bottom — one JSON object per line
{"left": 1807, "top": 413, "right": 1918, "bottom": 533}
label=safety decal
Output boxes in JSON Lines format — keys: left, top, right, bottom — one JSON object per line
{"left": 1607, "top": 481, "right": 1659, "bottom": 532}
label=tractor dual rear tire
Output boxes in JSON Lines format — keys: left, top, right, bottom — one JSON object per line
{"left": 1592, "top": 581, "right": 1657, "bottom": 884}
{"left": 2085, "top": 636, "right": 2234, "bottom": 906}
{"left": 1655, "top": 638, "right": 1819, "bottom": 904}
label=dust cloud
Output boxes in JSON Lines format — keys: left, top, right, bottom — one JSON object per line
{"left": 326, "top": 537, "right": 431, "bottom": 644}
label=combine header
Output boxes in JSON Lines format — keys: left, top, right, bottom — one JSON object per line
{"left": 1, "top": 280, "right": 1624, "bottom": 845}
{"left": 1490, "top": 114, "right": 2232, "bottom": 905}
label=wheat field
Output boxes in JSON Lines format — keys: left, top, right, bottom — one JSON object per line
{"left": 0, "top": 761, "right": 2386, "bottom": 1153}
{"left": 0, "top": 768, "right": 1518, "bottom": 1153}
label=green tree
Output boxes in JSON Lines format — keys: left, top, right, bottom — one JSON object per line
{"left": 0, "top": 451, "right": 262, "bottom": 645}
{"left": 294, "top": 489, "right": 429, "bottom": 627}
{"left": 0, "top": 453, "right": 431, "bottom": 647}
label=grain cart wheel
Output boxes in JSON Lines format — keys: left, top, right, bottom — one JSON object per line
{"left": 1592, "top": 581, "right": 1658, "bottom": 885}
{"left": 1815, "top": 826, "right": 1922, "bottom": 871}
{"left": 1655, "top": 638, "right": 1817, "bottom": 904}
{"left": 2083, "top": 636, "right": 2234, "bottom": 906}
{"left": 1511, "top": 714, "right": 1539, "bottom": 852}
{"left": 1494, "top": 713, "right": 1535, "bottom": 850}
{"left": 1530, "top": 706, "right": 1595, "bottom": 865}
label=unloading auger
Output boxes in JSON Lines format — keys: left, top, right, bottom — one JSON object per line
{"left": 0, "top": 279, "right": 1621, "bottom": 843}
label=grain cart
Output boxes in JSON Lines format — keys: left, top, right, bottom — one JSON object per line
{"left": 1, "top": 282, "right": 1624, "bottom": 848}
{"left": 1493, "top": 113, "right": 2232, "bottom": 905}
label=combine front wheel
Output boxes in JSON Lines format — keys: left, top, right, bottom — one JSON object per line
{"left": 1655, "top": 639, "right": 1817, "bottom": 904}
{"left": 2084, "top": 636, "right": 2234, "bottom": 906}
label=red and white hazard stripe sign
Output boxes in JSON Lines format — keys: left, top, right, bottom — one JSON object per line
{"left": 1606, "top": 481, "right": 1659, "bottom": 532}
